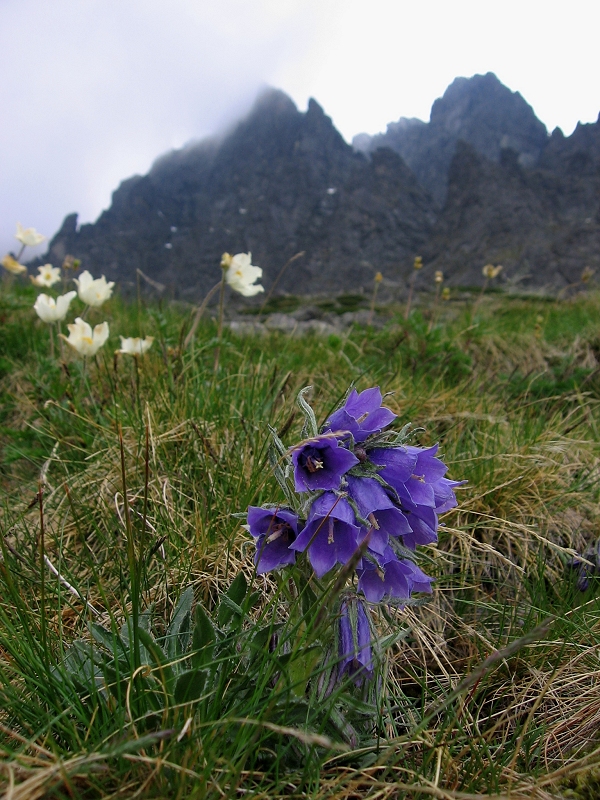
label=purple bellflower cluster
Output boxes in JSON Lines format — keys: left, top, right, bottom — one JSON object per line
{"left": 246, "top": 386, "right": 461, "bottom": 685}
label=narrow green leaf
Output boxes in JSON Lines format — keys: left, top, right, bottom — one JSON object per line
{"left": 191, "top": 604, "right": 216, "bottom": 668}
{"left": 217, "top": 572, "right": 247, "bottom": 627}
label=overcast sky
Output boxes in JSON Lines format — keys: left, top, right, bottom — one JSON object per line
{"left": 2, "top": 0, "right": 599, "bottom": 259}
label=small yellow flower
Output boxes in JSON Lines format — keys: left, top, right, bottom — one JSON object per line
{"left": 434, "top": 270, "right": 443, "bottom": 284}
{"left": 442, "top": 287, "right": 451, "bottom": 301}
{"left": 413, "top": 256, "right": 423, "bottom": 270}
{"left": 31, "top": 264, "right": 61, "bottom": 287}
{"left": 15, "top": 222, "right": 46, "bottom": 247}
{"left": 220, "top": 252, "right": 233, "bottom": 269}
{"left": 374, "top": 271, "right": 383, "bottom": 283}
{"left": 482, "top": 264, "right": 502, "bottom": 279}
{"left": 2, "top": 254, "right": 27, "bottom": 275}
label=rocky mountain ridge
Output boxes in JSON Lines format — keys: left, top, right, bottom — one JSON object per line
{"left": 42, "top": 73, "right": 600, "bottom": 297}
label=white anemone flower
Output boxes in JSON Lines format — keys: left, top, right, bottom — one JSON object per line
{"left": 31, "top": 264, "right": 61, "bottom": 287}
{"left": 74, "top": 270, "right": 115, "bottom": 307}
{"left": 60, "top": 317, "right": 109, "bottom": 356}
{"left": 15, "top": 222, "right": 46, "bottom": 247}
{"left": 117, "top": 336, "right": 154, "bottom": 355}
{"left": 2, "top": 254, "right": 27, "bottom": 275}
{"left": 222, "top": 252, "right": 264, "bottom": 297}
{"left": 34, "top": 291, "right": 77, "bottom": 323}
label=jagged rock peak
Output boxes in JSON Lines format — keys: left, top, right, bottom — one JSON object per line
{"left": 352, "top": 72, "right": 549, "bottom": 205}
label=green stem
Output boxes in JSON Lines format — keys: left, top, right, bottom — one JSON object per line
{"left": 119, "top": 424, "right": 140, "bottom": 670}
{"left": 213, "top": 273, "right": 226, "bottom": 374}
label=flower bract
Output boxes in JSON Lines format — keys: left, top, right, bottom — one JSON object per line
{"left": 31, "top": 264, "right": 61, "bottom": 287}
{"left": 117, "top": 336, "right": 154, "bottom": 356}
{"left": 60, "top": 317, "right": 109, "bottom": 356}
{"left": 223, "top": 252, "right": 264, "bottom": 297}
{"left": 247, "top": 506, "right": 299, "bottom": 574}
{"left": 2, "top": 254, "right": 27, "bottom": 275}
{"left": 15, "top": 222, "right": 46, "bottom": 247}
{"left": 34, "top": 291, "right": 77, "bottom": 323}
{"left": 291, "top": 435, "right": 359, "bottom": 493}
{"left": 74, "top": 270, "right": 115, "bottom": 307}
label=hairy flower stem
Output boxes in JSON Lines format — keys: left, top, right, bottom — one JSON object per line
{"left": 368, "top": 279, "right": 380, "bottom": 327}
{"left": 427, "top": 283, "right": 441, "bottom": 333}
{"left": 119, "top": 424, "right": 140, "bottom": 670}
{"left": 213, "top": 273, "right": 226, "bottom": 373}
{"left": 49, "top": 324, "right": 55, "bottom": 360}
{"left": 183, "top": 280, "right": 221, "bottom": 352}
{"left": 38, "top": 484, "right": 48, "bottom": 666}
{"left": 404, "top": 271, "right": 416, "bottom": 320}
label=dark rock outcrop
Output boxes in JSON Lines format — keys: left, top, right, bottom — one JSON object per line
{"left": 421, "top": 135, "right": 600, "bottom": 288}
{"left": 44, "top": 90, "right": 436, "bottom": 298}
{"left": 353, "top": 72, "right": 549, "bottom": 205}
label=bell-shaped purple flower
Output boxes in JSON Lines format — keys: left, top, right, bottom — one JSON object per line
{"left": 324, "top": 387, "right": 397, "bottom": 443}
{"left": 369, "top": 447, "right": 418, "bottom": 487}
{"left": 338, "top": 596, "right": 374, "bottom": 684}
{"left": 289, "top": 493, "right": 362, "bottom": 577}
{"left": 247, "top": 506, "right": 299, "bottom": 574}
{"left": 357, "top": 546, "right": 433, "bottom": 603}
{"left": 346, "top": 475, "right": 412, "bottom": 554}
{"left": 291, "top": 435, "right": 359, "bottom": 493}
{"left": 432, "top": 477, "right": 463, "bottom": 513}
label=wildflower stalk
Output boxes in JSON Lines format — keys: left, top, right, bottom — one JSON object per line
{"left": 38, "top": 485, "right": 48, "bottom": 666}
{"left": 213, "top": 270, "right": 226, "bottom": 373}
{"left": 119, "top": 424, "right": 140, "bottom": 670}
{"left": 258, "top": 251, "right": 305, "bottom": 316}
{"left": 183, "top": 281, "right": 221, "bottom": 352}
{"left": 368, "top": 272, "right": 383, "bottom": 326}
{"left": 427, "top": 271, "right": 444, "bottom": 333}
{"left": 405, "top": 256, "right": 423, "bottom": 320}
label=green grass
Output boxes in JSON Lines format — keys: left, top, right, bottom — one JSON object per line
{"left": 2, "top": 282, "right": 600, "bottom": 798}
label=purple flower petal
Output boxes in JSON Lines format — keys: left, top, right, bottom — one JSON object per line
{"left": 247, "top": 506, "right": 299, "bottom": 574}
{"left": 369, "top": 447, "right": 418, "bottom": 489}
{"left": 324, "top": 387, "right": 397, "bottom": 443}
{"left": 292, "top": 436, "right": 359, "bottom": 492}
{"left": 290, "top": 493, "right": 361, "bottom": 578}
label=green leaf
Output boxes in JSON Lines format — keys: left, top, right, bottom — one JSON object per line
{"left": 165, "top": 586, "right": 193, "bottom": 662}
{"left": 174, "top": 669, "right": 207, "bottom": 704}
{"left": 191, "top": 604, "right": 216, "bottom": 669}
{"left": 217, "top": 572, "right": 247, "bottom": 627}
{"left": 136, "top": 627, "right": 175, "bottom": 693}
{"left": 89, "top": 623, "right": 128, "bottom": 659}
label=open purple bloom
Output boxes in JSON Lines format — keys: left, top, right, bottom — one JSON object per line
{"left": 291, "top": 435, "right": 359, "bottom": 493}
{"left": 338, "top": 596, "right": 374, "bottom": 684}
{"left": 324, "top": 387, "right": 397, "bottom": 443}
{"left": 247, "top": 506, "right": 299, "bottom": 574}
{"left": 290, "top": 493, "right": 362, "bottom": 577}
{"left": 346, "top": 475, "right": 412, "bottom": 554}
{"left": 357, "top": 546, "right": 433, "bottom": 603}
